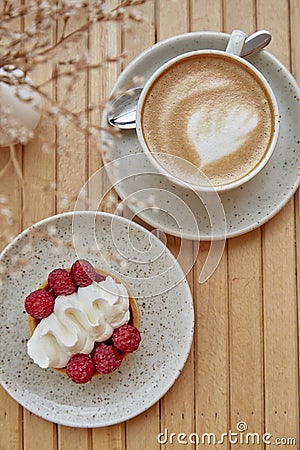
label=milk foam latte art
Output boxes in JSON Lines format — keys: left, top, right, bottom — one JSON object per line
{"left": 138, "top": 51, "right": 279, "bottom": 191}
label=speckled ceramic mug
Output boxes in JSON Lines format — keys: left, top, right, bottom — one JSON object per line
{"left": 136, "top": 30, "right": 280, "bottom": 193}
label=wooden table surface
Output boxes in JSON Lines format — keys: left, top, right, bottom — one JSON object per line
{"left": 1, "top": 1, "right": 299, "bottom": 449}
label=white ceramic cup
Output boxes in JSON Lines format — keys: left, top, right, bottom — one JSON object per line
{"left": 136, "top": 30, "right": 280, "bottom": 192}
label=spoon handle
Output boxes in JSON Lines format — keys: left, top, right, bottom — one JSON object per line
{"left": 241, "top": 30, "right": 271, "bottom": 57}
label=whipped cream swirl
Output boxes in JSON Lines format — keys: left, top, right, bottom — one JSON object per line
{"left": 27, "top": 276, "right": 130, "bottom": 368}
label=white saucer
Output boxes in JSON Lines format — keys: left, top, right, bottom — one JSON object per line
{"left": 101, "top": 32, "right": 300, "bottom": 240}
{"left": 0, "top": 212, "right": 194, "bottom": 427}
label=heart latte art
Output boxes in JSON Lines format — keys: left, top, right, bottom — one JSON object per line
{"left": 141, "top": 54, "right": 275, "bottom": 187}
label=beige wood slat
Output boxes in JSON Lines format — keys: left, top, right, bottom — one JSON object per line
{"left": 22, "top": 14, "right": 56, "bottom": 229}
{"left": 157, "top": 0, "right": 189, "bottom": 40}
{"left": 120, "top": 2, "right": 159, "bottom": 450}
{"left": 21, "top": 0, "right": 58, "bottom": 448}
{"left": 228, "top": 230, "right": 264, "bottom": 444}
{"left": 290, "top": 4, "right": 300, "bottom": 439}
{"left": 257, "top": 0, "right": 290, "bottom": 63}
{"left": 0, "top": 2, "right": 25, "bottom": 449}
{"left": 24, "top": 413, "right": 58, "bottom": 450}
{"left": 190, "top": 2, "right": 229, "bottom": 449}
{"left": 223, "top": 0, "right": 256, "bottom": 34}
{"left": 224, "top": 2, "right": 264, "bottom": 448}
{"left": 159, "top": 240, "right": 195, "bottom": 450}
{"left": 190, "top": 0, "right": 222, "bottom": 31}
{"left": 290, "top": 0, "right": 300, "bottom": 97}
{"left": 56, "top": 4, "right": 88, "bottom": 215}
{"left": 92, "top": 423, "right": 125, "bottom": 450}
{"left": 54, "top": 5, "right": 89, "bottom": 450}
{"left": 126, "top": 405, "right": 161, "bottom": 449}
{"left": 122, "top": 0, "right": 155, "bottom": 65}
{"left": 88, "top": 0, "right": 121, "bottom": 216}
{"left": 0, "top": 155, "right": 23, "bottom": 450}
{"left": 194, "top": 247, "right": 229, "bottom": 449}
{"left": 155, "top": 2, "right": 195, "bottom": 450}
{"left": 88, "top": 2, "right": 125, "bottom": 449}
{"left": 257, "top": 0, "right": 299, "bottom": 445}
{"left": 58, "top": 426, "right": 90, "bottom": 450}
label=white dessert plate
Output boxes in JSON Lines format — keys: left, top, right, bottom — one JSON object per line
{"left": 101, "top": 32, "right": 300, "bottom": 240}
{"left": 0, "top": 211, "right": 194, "bottom": 427}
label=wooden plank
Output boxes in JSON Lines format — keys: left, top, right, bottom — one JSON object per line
{"left": 0, "top": 154, "right": 23, "bottom": 450}
{"left": 120, "top": 2, "right": 159, "bottom": 450}
{"left": 290, "top": 5, "right": 300, "bottom": 442}
{"left": 56, "top": 2, "right": 88, "bottom": 214}
{"left": 228, "top": 230, "right": 264, "bottom": 445}
{"left": 92, "top": 423, "right": 125, "bottom": 450}
{"left": 89, "top": 2, "right": 126, "bottom": 448}
{"left": 58, "top": 426, "right": 90, "bottom": 450}
{"left": 190, "top": 2, "right": 229, "bottom": 448}
{"left": 122, "top": 0, "right": 155, "bottom": 65}
{"left": 194, "top": 247, "right": 229, "bottom": 449}
{"left": 157, "top": 0, "right": 189, "bottom": 40}
{"left": 21, "top": 0, "right": 58, "bottom": 448}
{"left": 223, "top": 0, "right": 256, "bottom": 34}
{"left": 290, "top": 0, "right": 300, "bottom": 79}
{"left": 257, "top": 0, "right": 299, "bottom": 445}
{"left": 257, "top": 0, "right": 290, "bottom": 65}
{"left": 156, "top": 3, "right": 195, "bottom": 450}
{"left": 54, "top": 4, "right": 89, "bottom": 450}
{"left": 224, "top": 2, "right": 264, "bottom": 448}
{"left": 159, "top": 238, "right": 195, "bottom": 450}
{"left": 23, "top": 413, "right": 58, "bottom": 450}
{"left": 190, "top": 0, "right": 222, "bottom": 31}
{"left": 0, "top": 2, "right": 24, "bottom": 449}
{"left": 88, "top": 0, "right": 121, "bottom": 215}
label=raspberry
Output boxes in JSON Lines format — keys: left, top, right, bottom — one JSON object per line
{"left": 95, "top": 272, "right": 106, "bottom": 283}
{"left": 25, "top": 289, "right": 55, "bottom": 319}
{"left": 112, "top": 324, "right": 141, "bottom": 353}
{"left": 48, "top": 268, "right": 76, "bottom": 295}
{"left": 71, "top": 259, "right": 96, "bottom": 287}
{"left": 66, "top": 354, "right": 94, "bottom": 384}
{"left": 93, "top": 343, "right": 122, "bottom": 374}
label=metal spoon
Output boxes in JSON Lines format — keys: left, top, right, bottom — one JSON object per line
{"left": 107, "top": 30, "right": 271, "bottom": 129}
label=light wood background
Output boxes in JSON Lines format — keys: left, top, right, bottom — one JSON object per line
{"left": 0, "top": 0, "right": 299, "bottom": 449}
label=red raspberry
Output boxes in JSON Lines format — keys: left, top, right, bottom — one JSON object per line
{"left": 112, "top": 324, "right": 141, "bottom": 353}
{"left": 25, "top": 289, "right": 55, "bottom": 319}
{"left": 71, "top": 259, "right": 96, "bottom": 287}
{"left": 95, "top": 272, "right": 106, "bottom": 283}
{"left": 66, "top": 354, "right": 94, "bottom": 384}
{"left": 48, "top": 268, "right": 76, "bottom": 295}
{"left": 93, "top": 344, "right": 122, "bottom": 374}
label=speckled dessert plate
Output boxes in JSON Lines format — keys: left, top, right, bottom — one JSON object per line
{"left": 0, "top": 211, "right": 194, "bottom": 427}
{"left": 101, "top": 32, "right": 300, "bottom": 240}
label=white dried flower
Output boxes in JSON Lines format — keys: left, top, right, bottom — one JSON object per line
{"left": 1, "top": 207, "right": 12, "bottom": 217}
{"left": 22, "top": 244, "right": 32, "bottom": 255}
{"left": 47, "top": 225, "right": 57, "bottom": 236}
{"left": 120, "top": 260, "right": 128, "bottom": 269}
{"left": 0, "top": 195, "right": 8, "bottom": 204}
{"left": 6, "top": 234, "right": 16, "bottom": 243}
{"left": 60, "top": 198, "right": 69, "bottom": 208}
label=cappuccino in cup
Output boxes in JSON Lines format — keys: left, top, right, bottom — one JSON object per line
{"left": 137, "top": 50, "right": 279, "bottom": 192}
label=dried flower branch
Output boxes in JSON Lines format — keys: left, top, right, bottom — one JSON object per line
{"left": 0, "top": 0, "right": 154, "bottom": 278}
{"left": 0, "top": 0, "right": 147, "bottom": 144}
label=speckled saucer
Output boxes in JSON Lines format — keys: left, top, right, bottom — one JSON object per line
{"left": 101, "top": 32, "right": 300, "bottom": 240}
{"left": 0, "top": 211, "right": 194, "bottom": 427}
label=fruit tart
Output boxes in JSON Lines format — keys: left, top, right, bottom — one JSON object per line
{"left": 25, "top": 259, "right": 141, "bottom": 384}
